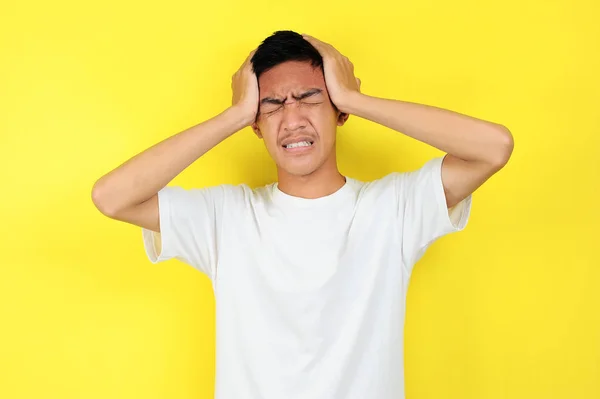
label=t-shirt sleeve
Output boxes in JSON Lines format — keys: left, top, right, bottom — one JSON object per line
{"left": 397, "top": 155, "right": 472, "bottom": 273}
{"left": 141, "top": 184, "right": 230, "bottom": 280}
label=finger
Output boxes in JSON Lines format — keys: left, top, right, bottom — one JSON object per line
{"left": 239, "top": 49, "right": 256, "bottom": 69}
{"left": 302, "top": 34, "right": 327, "bottom": 52}
{"left": 245, "top": 49, "right": 257, "bottom": 64}
{"left": 304, "top": 34, "right": 346, "bottom": 61}
{"left": 302, "top": 33, "right": 329, "bottom": 46}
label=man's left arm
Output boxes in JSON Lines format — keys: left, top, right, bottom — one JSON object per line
{"left": 301, "top": 34, "right": 514, "bottom": 208}
{"left": 341, "top": 94, "right": 514, "bottom": 208}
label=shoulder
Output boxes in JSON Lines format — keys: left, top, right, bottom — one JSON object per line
{"left": 158, "top": 181, "right": 267, "bottom": 208}
{"left": 386, "top": 157, "right": 444, "bottom": 193}
{"left": 352, "top": 157, "right": 445, "bottom": 199}
{"left": 161, "top": 179, "right": 280, "bottom": 204}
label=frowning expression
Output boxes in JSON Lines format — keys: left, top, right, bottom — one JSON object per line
{"left": 252, "top": 60, "right": 347, "bottom": 177}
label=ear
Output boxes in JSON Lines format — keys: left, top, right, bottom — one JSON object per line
{"left": 252, "top": 122, "right": 262, "bottom": 139}
{"left": 337, "top": 112, "right": 350, "bottom": 126}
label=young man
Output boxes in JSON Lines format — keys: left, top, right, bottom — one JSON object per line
{"left": 92, "top": 31, "right": 513, "bottom": 399}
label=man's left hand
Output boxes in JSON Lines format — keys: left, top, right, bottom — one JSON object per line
{"left": 302, "top": 34, "right": 361, "bottom": 114}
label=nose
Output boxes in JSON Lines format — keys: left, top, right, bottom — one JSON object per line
{"left": 281, "top": 101, "right": 307, "bottom": 132}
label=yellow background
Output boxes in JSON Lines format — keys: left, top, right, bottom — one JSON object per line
{"left": 1, "top": 0, "right": 598, "bottom": 398}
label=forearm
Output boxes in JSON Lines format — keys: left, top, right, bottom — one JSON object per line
{"left": 343, "top": 93, "right": 513, "bottom": 165}
{"left": 92, "top": 106, "right": 249, "bottom": 216}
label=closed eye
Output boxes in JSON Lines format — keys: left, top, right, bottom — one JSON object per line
{"left": 294, "top": 89, "right": 323, "bottom": 101}
{"left": 263, "top": 105, "right": 284, "bottom": 115}
{"left": 262, "top": 101, "right": 322, "bottom": 115}
{"left": 260, "top": 89, "right": 323, "bottom": 111}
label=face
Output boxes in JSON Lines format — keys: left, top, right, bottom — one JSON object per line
{"left": 252, "top": 61, "right": 348, "bottom": 178}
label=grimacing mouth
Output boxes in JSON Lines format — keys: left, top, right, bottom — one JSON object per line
{"left": 282, "top": 140, "right": 315, "bottom": 149}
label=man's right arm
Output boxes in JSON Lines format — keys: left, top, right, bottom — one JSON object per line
{"left": 91, "top": 107, "right": 246, "bottom": 231}
{"left": 91, "top": 50, "right": 259, "bottom": 232}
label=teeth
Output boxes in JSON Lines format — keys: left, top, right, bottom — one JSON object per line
{"left": 285, "top": 141, "right": 312, "bottom": 149}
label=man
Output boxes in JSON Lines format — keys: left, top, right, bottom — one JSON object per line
{"left": 92, "top": 30, "right": 513, "bottom": 399}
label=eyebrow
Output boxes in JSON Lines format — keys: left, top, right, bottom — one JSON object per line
{"left": 260, "top": 88, "right": 323, "bottom": 106}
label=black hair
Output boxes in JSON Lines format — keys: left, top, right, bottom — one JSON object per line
{"left": 250, "top": 30, "right": 323, "bottom": 80}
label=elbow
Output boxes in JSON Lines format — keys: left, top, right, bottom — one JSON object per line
{"left": 489, "top": 125, "right": 514, "bottom": 170}
{"left": 91, "top": 180, "right": 118, "bottom": 218}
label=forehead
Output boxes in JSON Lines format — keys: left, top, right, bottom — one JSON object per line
{"left": 258, "top": 61, "right": 326, "bottom": 98}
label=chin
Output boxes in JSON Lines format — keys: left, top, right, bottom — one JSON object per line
{"left": 280, "top": 164, "right": 319, "bottom": 177}
{"left": 271, "top": 143, "right": 335, "bottom": 178}
{"left": 278, "top": 158, "right": 323, "bottom": 178}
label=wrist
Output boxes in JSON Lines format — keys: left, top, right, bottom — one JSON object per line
{"left": 225, "top": 105, "right": 257, "bottom": 130}
{"left": 338, "top": 91, "right": 367, "bottom": 115}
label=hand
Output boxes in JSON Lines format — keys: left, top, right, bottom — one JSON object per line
{"left": 301, "top": 34, "right": 362, "bottom": 114}
{"left": 231, "top": 49, "right": 259, "bottom": 126}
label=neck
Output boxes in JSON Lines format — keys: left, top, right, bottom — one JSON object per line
{"left": 276, "top": 158, "right": 346, "bottom": 199}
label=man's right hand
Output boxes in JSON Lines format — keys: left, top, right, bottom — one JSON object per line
{"left": 231, "top": 49, "right": 259, "bottom": 127}
{"left": 92, "top": 49, "right": 261, "bottom": 230}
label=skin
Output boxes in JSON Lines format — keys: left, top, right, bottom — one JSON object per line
{"left": 251, "top": 61, "right": 353, "bottom": 198}
{"left": 233, "top": 34, "right": 513, "bottom": 207}
{"left": 92, "top": 34, "right": 513, "bottom": 234}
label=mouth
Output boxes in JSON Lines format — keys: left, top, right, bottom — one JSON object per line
{"left": 281, "top": 140, "right": 315, "bottom": 153}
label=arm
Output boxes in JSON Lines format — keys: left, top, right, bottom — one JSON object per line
{"left": 301, "top": 34, "right": 514, "bottom": 209}
{"left": 341, "top": 94, "right": 514, "bottom": 208}
{"left": 91, "top": 50, "right": 259, "bottom": 231}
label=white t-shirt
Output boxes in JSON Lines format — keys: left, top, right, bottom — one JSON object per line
{"left": 142, "top": 156, "right": 471, "bottom": 399}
